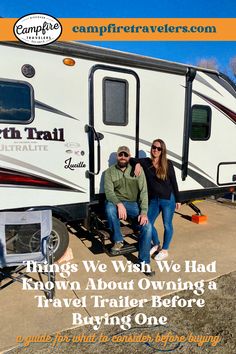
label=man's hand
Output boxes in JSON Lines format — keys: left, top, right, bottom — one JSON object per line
{"left": 117, "top": 203, "right": 127, "bottom": 220}
{"left": 138, "top": 214, "right": 149, "bottom": 225}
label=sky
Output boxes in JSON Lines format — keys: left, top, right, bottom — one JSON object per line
{"left": 0, "top": 0, "right": 235, "bottom": 79}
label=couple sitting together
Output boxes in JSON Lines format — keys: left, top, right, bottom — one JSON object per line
{"left": 104, "top": 140, "right": 181, "bottom": 276}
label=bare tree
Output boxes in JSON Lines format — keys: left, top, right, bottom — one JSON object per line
{"left": 229, "top": 57, "right": 236, "bottom": 77}
{"left": 196, "top": 58, "right": 219, "bottom": 70}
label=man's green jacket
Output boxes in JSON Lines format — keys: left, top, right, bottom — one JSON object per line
{"left": 104, "top": 163, "right": 148, "bottom": 215}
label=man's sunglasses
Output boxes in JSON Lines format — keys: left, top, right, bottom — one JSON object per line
{"left": 118, "top": 152, "right": 129, "bottom": 157}
{"left": 151, "top": 145, "right": 162, "bottom": 151}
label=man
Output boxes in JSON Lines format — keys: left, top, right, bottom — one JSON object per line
{"left": 104, "top": 146, "right": 154, "bottom": 275}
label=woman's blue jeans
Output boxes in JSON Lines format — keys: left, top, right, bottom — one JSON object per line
{"left": 105, "top": 201, "right": 152, "bottom": 264}
{"left": 147, "top": 193, "right": 176, "bottom": 250}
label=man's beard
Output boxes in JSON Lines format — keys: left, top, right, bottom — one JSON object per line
{"left": 118, "top": 160, "right": 129, "bottom": 168}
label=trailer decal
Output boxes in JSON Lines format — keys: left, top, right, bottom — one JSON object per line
{"left": 205, "top": 73, "right": 236, "bottom": 98}
{"left": 0, "top": 127, "right": 65, "bottom": 141}
{"left": 0, "top": 144, "right": 48, "bottom": 152}
{"left": 25, "top": 127, "right": 65, "bottom": 141}
{"left": 0, "top": 168, "right": 82, "bottom": 190}
{"left": 64, "top": 157, "right": 86, "bottom": 170}
{"left": 195, "top": 74, "right": 222, "bottom": 95}
{"left": 193, "top": 90, "right": 236, "bottom": 124}
{"left": 104, "top": 131, "right": 214, "bottom": 181}
{"left": 0, "top": 154, "right": 86, "bottom": 192}
{"left": 171, "top": 161, "right": 217, "bottom": 188}
{"left": 35, "top": 100, "right": 78, "bottom": 121}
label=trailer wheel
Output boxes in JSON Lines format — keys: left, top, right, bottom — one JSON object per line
{"left": 50, "top": 217, "right": 69, "bottom": 261}
{"left": 9, "top": 217, "right": 69, "bottom": 262}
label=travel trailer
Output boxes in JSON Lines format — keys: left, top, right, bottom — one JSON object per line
{"left": 0, "top": 41, "right": 235, "bottom": 259}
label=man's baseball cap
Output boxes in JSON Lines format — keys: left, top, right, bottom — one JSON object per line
{"left": 117, "top": 146, "right": 131, "bottom": 155}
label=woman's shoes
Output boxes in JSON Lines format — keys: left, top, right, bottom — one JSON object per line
{"left": 150, "top": 244, "right": 161, "bottom": 257}
{"left": 150, "top": 244, "right": 169, "bottom": 260}
{"left": 154, "top": 250, "right": 168, "bottom": 261}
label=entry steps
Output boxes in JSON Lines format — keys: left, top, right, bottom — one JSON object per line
{"left": 96, "top": 222, "right": 139, "bottom": 256}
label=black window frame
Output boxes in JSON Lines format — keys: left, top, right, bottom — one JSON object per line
{"left": 190, "top": 104, "right": 212, "bottom": 141}
{"left": 102, "top": 77, "right": 129, "bottom": 126}
{"left": 0, "top": 78, "right": 34, "bottom": 124}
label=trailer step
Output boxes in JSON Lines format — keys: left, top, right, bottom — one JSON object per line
{"left": 96, "top": 227, "right": 139, "bottom": 256}
{"left": 191, "top": 214, "right": 208, "bottom": 224}
{"left": 92, "top": 215, "right": 140, "bottom": 256}
{"left": 103, "top": 240, "right": 139, "bottom": 256}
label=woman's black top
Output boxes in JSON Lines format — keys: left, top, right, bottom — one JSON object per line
{"left": 130, "top": 158, "right": 180, "bottom": 202}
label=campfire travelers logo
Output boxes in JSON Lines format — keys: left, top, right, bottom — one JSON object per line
{"left": 13, "top": 13, "right": 62, "bottom": 46}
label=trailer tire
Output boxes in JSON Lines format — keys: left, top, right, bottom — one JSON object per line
{"left": 50, "top": 217, "right": 69, "bottom": 262}
{"left": 9, "top": 217, "right": 69, "bottom": 262}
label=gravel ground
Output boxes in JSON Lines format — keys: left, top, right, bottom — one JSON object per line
{"left": 5, "top": 271, "right": 236, "bottom": 354}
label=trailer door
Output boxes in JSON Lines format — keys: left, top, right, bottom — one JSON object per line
{"left": 88, "top": 65, "right": 139, "bottom": 197}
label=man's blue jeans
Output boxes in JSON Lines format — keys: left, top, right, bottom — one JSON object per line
{"left": 147, "top": 193, "right": 176, "bottom": 250}
{"left": 105, "top": 201, "right": 152, "bottom": 264}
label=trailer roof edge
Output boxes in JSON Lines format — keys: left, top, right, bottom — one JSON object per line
{"left": 1, "top": 41, "right": 220, "bottom": 76}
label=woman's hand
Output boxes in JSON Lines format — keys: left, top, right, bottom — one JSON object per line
{"left": 134, "top": 163, "right": 142, "bottom": 177}
{"left": 175, "top": 203, "right": 181, "bottom": 210}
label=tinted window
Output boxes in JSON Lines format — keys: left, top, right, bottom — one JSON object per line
{"left": 0, "top": 81, "right": 33, "bottom": 123}
{"left": 191, "top": 105, "right": 211, "bottom": 140}
{"left": 103, "top": 78, "right": 128, "bottom": 125}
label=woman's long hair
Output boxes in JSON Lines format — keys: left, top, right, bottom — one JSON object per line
{"left": 151, "top": 138, "right": 168, "bottom": 180}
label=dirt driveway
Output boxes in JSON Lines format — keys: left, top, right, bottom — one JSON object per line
{"left": 1, "top": 200, "right": 236, "bottom": 353}
{"left": 4, "top": 271, "right": 236, "bottom": 354}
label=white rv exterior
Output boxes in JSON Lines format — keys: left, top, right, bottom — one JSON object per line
{"left": 0, "top": 41, "right": 235, "bottom": 221}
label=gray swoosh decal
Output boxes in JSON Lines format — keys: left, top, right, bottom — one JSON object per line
{"left": 195, "top": 73, "right": 222, "bottom": 96}
{"left": 35, "top": 100, "right": 79, "bottom": 121}
{"left": 206, "top": 73, "right": 236, "bottom": 99}
{"left": 171, "top": 161, "right": 217, "bottom": 188}
{"left": 0, "top": 154, "right": 86, "bottom": 192}
{"left": 104, "top": 132, "right": 214, "bottom": 181}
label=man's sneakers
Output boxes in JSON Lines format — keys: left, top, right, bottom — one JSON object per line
{"left": 135, "top": 262, "right": 155, "bottom": 277}
{"left": 111, "top": 241, "right": 124, "bottom": 253}
{"left": 154, "top": 250, "right": 168, "bottom": 261}
{"left": 143, "top": 266, "right": 156, "bottom": 277}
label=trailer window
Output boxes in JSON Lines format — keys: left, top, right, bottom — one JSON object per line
{"left": 103, "top": 78, "right": 128, "bottom": 125}
{"left": 0, "top": 81, "right": 33, "bottom": 123}
{"left": 191, "top": 105, "right": 211, "bottom": 140}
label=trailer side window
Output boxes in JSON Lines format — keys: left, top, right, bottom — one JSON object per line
{"left": 103, "top": 78, "right": 128, "bottom": 125}
{"left": 0, "top": 81, "right": 33, "bottom": 123}
{"left": 190, "top": 105, "right": 211, "bottom": 140}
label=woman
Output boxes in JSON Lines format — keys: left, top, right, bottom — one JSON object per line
{"left": 132, "top": 139, "right": 181, "bottom": 261}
